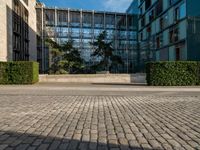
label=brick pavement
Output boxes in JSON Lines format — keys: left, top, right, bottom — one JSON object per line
{"left": 0, "top": 95, "right": 200, "bottom": 150}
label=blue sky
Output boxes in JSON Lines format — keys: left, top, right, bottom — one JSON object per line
{"left": 40, "top": 0, "right": 133, "bottom": 12}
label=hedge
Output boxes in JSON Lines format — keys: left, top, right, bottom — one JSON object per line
{"left": 0, "top": 61, "right": 39, "bottom": 84}
{"left": 146, "top": 61, "right": 200, "bottom": 86}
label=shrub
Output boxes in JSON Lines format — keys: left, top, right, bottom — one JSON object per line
{"left": 0, "top": 61, "right": 39, "bottom": 84}
{"left": 146, "top": 61, "right": 200, "bottom": 86}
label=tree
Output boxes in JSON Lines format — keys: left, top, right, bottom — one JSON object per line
{"left": 61, "top": 40, "right": 85, "bottom": 73}
{"left": 46, "top": 39, "right": 85, "bottom": 74}
{"left": 90, "top": 31, "right": 123, "bottom": 72}
{"left": 45, "top": 39, "right": 65, "bottom": 74}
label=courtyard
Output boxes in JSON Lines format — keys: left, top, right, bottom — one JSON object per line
{"left": 0, "top": 84, "right": 200, "bottom": 150}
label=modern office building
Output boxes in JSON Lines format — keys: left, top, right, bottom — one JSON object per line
{"left": 0, "top": 0, "right": 37, "bottom": 62}
{"left": 138, "top": 0, "right": 200, "bottom": 70}
{"left": 126, "top": 0, "right": 140, "bottom": 72}
{"left": 36, "top": 4, "right": 138, "bottom": 73}
{"left": 127, "top": 0, "right": 140, "bottom": 15}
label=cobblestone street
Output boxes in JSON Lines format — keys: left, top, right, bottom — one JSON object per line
{"left": 0, "top": 84, "right": 200, "bottom": 150}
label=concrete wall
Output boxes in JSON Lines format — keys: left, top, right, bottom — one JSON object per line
{"left": 0, "top": 0, "right": 12, "bottom": 61}
{"left": 28, "top": 0, "right": 37, "bottom": 61}
{"left": 39, "top": 74, "right": 147, "bottom": 84}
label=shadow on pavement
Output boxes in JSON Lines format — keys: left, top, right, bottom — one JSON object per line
{"left": 0, "top": 131, "right": 154, "bottom": 150}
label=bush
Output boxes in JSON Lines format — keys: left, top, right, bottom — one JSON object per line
{"left": 146, "top": 61, "right": 200, "bottom": 86}
{"left": 0, "top": 61, "right": 39, "bottom": 84}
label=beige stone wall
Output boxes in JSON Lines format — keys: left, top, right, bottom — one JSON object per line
{"left": 28, "top": 0, "right": 37, "bottom": 61}
{"left": 39, "top": 74, "right": 133, "bottom": 83}
{"left": 0, "top": 0, "right": 12, "bottom": 61}
{"left": 0, "top": 0, "right": 37, "bottom": 62}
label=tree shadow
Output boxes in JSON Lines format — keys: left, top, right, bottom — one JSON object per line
{"left": 0, "top": 131, "right": 155, "bottom": 150}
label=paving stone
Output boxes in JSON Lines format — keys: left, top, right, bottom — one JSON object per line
{"left": 0, "top": 145, "right": 8, "bottom": 150}
{"left": 37, "top": 144, "right": 49, "bottom": 150}
{"left": 0, "top": 94, "right": 200, "bottom": 150}
{"left": 149, "top": 140, "right": 162, "bottom": 149}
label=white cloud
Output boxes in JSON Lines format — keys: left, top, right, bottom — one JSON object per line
{"left": 103, "top": 0, "right": 132, "bottom": 12}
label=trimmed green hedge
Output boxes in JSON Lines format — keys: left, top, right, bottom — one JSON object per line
{"left": 146, "top": 61, "right": 200, "bottom": 86}
{"left": 0, "top": 62, "right": 39, "bottom": 84}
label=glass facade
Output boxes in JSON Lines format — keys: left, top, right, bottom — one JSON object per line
{"left": 126, "top": 0, "right": 140, "bottom": 72}
{"left": 36, "top": 6, "right": 138, "bottom": 73}
{"left": 36, "top": 0, "right": 200, "bottom": 73}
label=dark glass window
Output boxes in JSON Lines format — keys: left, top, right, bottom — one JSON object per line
{"left": 145, "top": 0, "right": 151, "bottom": 10}
{"left": 149, "top": 10, "right": 155, "bottom": 22}
{"left": 169, "top": 27, "right": 179, "bottom": 43}
{"left": 176, "top": 48, "right": 180, "bottom": 60}
{"left": 156, "top": 0, "right": 163, "bottom": 16}
{"left": 141, "top": 17, "right": 145, "bottom": 27}
{"left": 13, "top": 0, "right": 29, "bottom": 61}
{"left": 58, "top": 11, "right": 68, "bottom": 26}
{"left": 45, "top": 10, "right": 55, "bottom": 26}
{"left": 160, "top": 18, "right": 163, "bottom": 30}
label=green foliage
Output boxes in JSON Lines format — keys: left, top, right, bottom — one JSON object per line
{"left": 61, "top": 40, "right": 85, "bottom": 73}
{"left": 46, "top": 39, "right": 85, "bottom": 74}
{"left": 90, "top": 31, "right": 123, "bottom": 72}
{"left": 0, "top": 62, "right": 39, "bottom": 84}
{"left": 49, "top": 49, "right": 62, "bottom": 74}
{"left": 146, "top": 61, "right": 200, "bottom": 86}
{"left": 45, "top": 38, "right": 61, "bottom": 49}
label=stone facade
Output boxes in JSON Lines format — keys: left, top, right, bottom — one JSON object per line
{"left": 0, "top": 0, "right": 37, "bottom": 62}
{"left": 28, "top": 0, "right": 37, "bottom": 61}
{"left": 0, "top": 0, "right": 12, "bottom": 61}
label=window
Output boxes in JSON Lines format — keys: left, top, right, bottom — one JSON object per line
{"left": 140, "top": 8, "right": 143, "bottom": 15}
{"left": 156, "top": 34, "right": 163, "bottom": 49}
{"left": 83, "top": 13, "right": 92, "bottom": 27}
{"left": 94, "top": 13, "right": 104, "bottom": 28}
{"left": 160, "top": 48, "right": 169, "bottom": 61}
{"left": 174, "top": 7, "right": 179, "bottom": 22}
{"left": 174, "top": 3, "right": 186, "bottom": 22}
{"left": 179, "top": 3, "right": 186, "bottom": 19}
{"left": 149, "top": 10, "right": 154, "bottom": 22}
{"left": 106, "top": 14, "right": 115, "bottom": 29}
{"left": 174, "top": 27, "right": 179, "bottom": 42}
{"left": 13, "top": 0, "right": 29, "bottom": 61}
{"left": 58, "top": 11, "right": 68, "bottom": 26}
{"left": 24, "top": 9, "right": 28, "bottom": 24}
{"left": 163, "top": 14, "right": 168, "bottom": 28}
{"left": 140, "top": 32, "right": 143, "bottom": 41}
{"left": 14, "top": 0, "right": 20, "bottom": 15}
{"left": 176, "top": 48, "right": 180, "bottom": 60}
{"left": 145, "top": 0, "right": 151, "bottom": 10}
{"left": 160, "top": 18, "right": 164, "bottom": 30}
{"left": 45, "top": 10, "right": 55, "bottom": 25}
{"left": 156, "top": 36, "right": 160, "bottom": 48}
{"left": 70, "top": 11, "right": 80, "bottom": 24}
{"left": 156, "top": 0, "right": 163, "bottom": 16}
{"left": 169, "top": 27, "right": 179, "bottom": 43}
{"left": 146, "top": 26, "right": 151, "bottom": 38}
{"left": 141, "top": 17, "right": 145, "bottom": 27}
